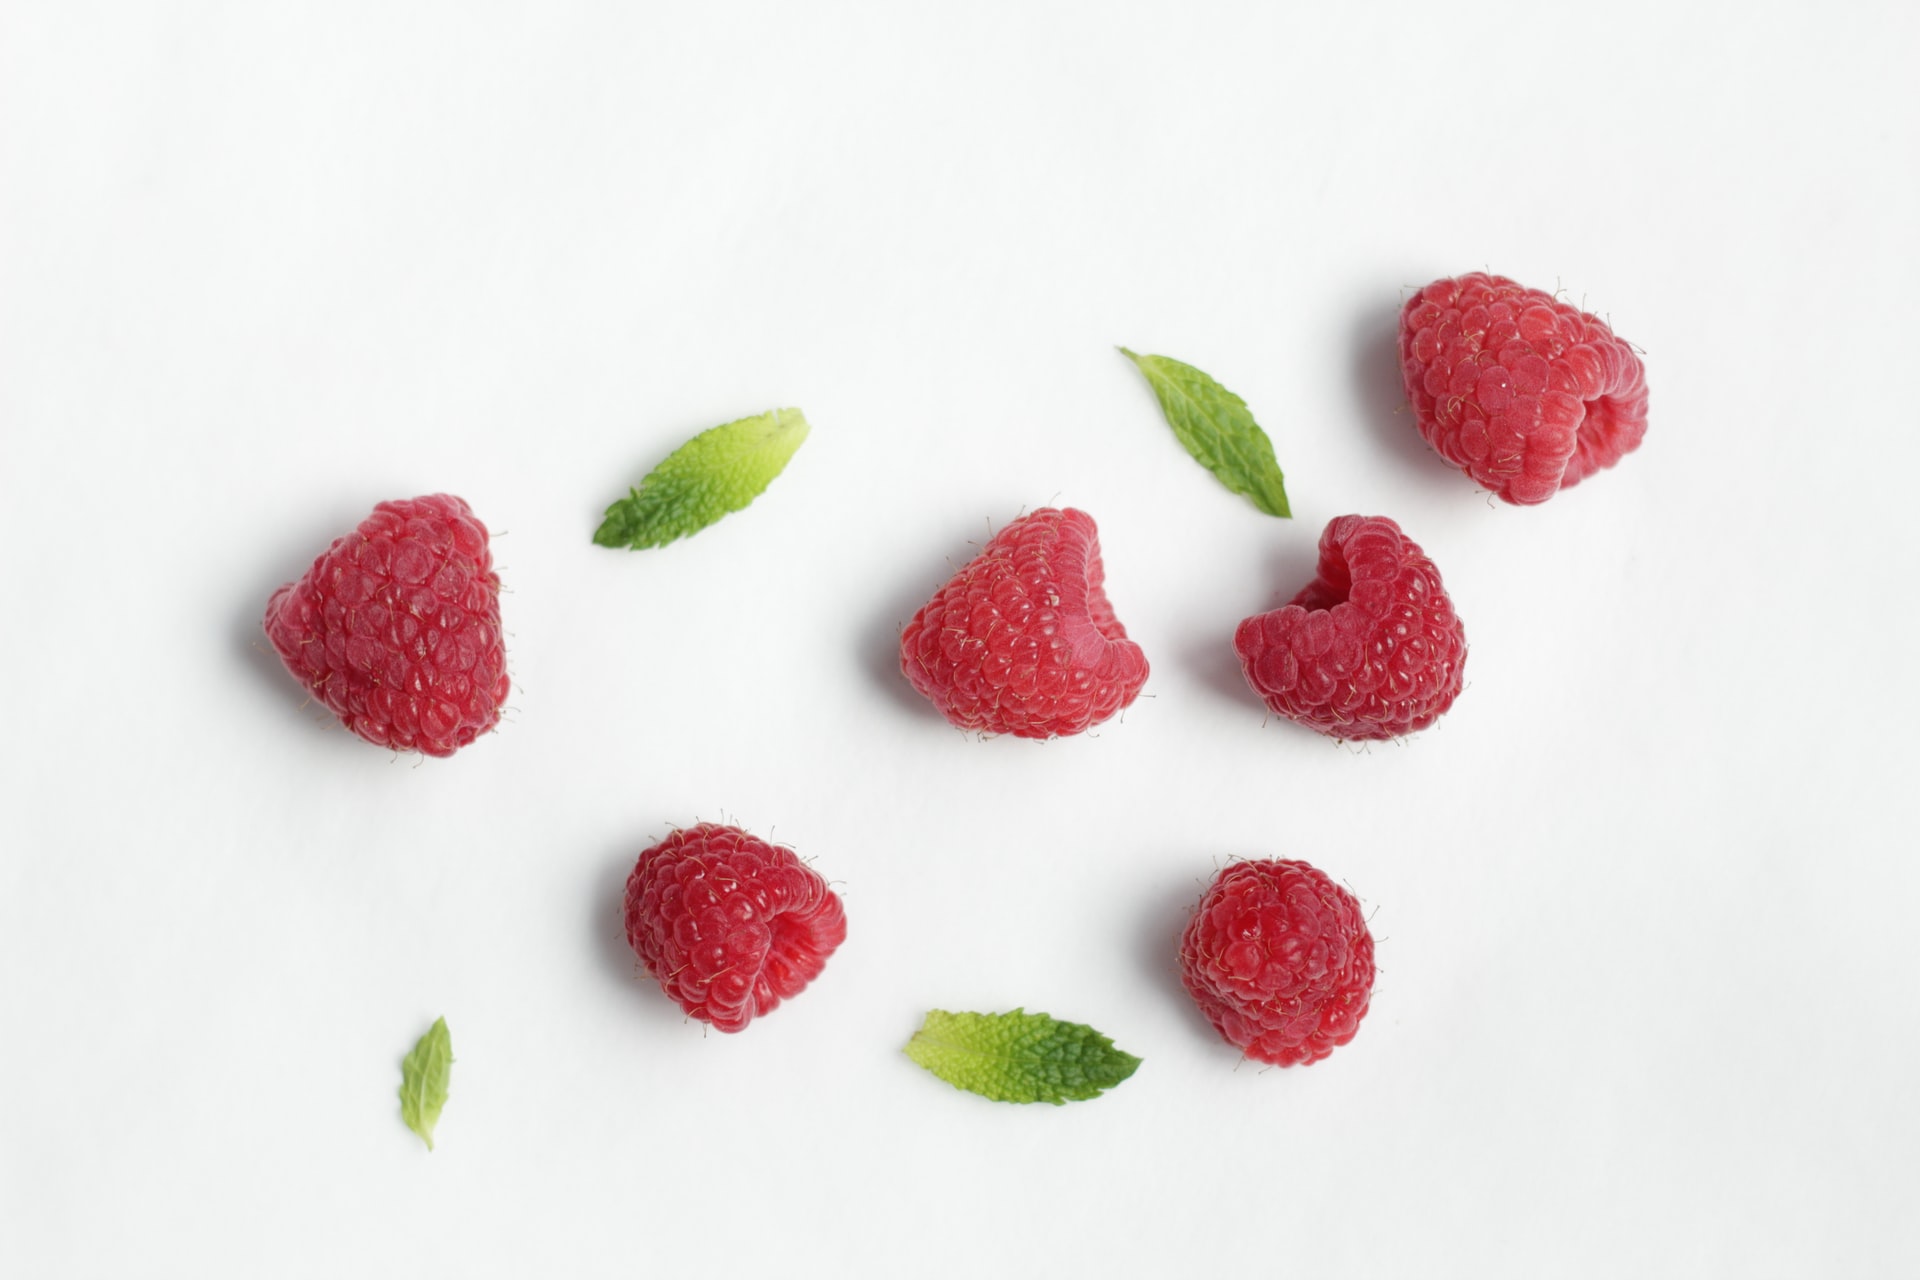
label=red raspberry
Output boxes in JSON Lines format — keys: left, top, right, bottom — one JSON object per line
{"left": 899, "top": 508, "right": 1149, "bottom": 739}
{"left": 1399, "top": 272, "right": 1648, "bottom": 504}
{"left": 1234, "top": 515, "right": 1465, "bottom": 740}
{"left": 623, "top": 823, "right": 847, "bottom": 1033}
{"left": 1179, "top": 859, "right": 1375, "bottom": 1067}
{"left": 264, "top": 494, "right": 508, "bottom": 757}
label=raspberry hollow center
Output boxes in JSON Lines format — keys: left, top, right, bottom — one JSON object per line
{"left": 1055, "top": 536, "right": 1126, "bottom": 668}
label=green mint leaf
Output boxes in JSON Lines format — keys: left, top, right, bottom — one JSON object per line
{"left": 594, "top": 407, "right": 810, "bottom": 549}
{"left": 398, "top": 1016, "right": 453, "bottom": 1151}
{"left": 1120, "top": 349, "right": 1291, "bottom": 517}
{"left": 904, "top": 1008, "right": 1141, "bottom": 1105}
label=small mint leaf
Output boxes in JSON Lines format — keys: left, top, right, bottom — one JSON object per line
{"left": 398, "top": 1017, "right": 452, "bottom": 1151}
{"left": 1120, "top": 349, "right": 1291, "bottom": 517}
{"left": 594, "top": 407, "right": 810, "bottom": 549}
{"left": 904, "top": 1008, "right": 1141, "bottom": 1105}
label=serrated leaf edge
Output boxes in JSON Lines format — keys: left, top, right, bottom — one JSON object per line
{"left": 1119, "top": 348, "right": 1291, "bottom": 518}
{"left": 592, "top": 406, "right": 810, "bottom": 551}
{"left": 904, "top": 1007, "right": 1142, "bottom": 1106}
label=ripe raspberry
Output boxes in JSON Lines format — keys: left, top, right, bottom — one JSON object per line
{"left": 1234, "top": 515, "right": 1464, "bottom": 740}
{"left": 263, "top": 494, "right": 508, "bottom": 758}
{"left": 1179, "top": 859, "right": 1375, "bottom": 1067}
{"left": 899, "top": 508, "right": 1149, "bottom": 739}
{"left": 1399, "top": 272, "right": 1648, "bottom": 504}
{"left": 623, "top": 823, "right": 847, "bottom": 1033}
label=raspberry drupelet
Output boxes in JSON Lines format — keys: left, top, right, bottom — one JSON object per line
{"left": 264, "top": 494, "right": 508, "bottom": 757}
{"left": 1179, "top": 859, "right": 1375, "bottom": 1067}
{"left": 899, "top": 507, "right": 1149, "bottom": 739}
{"left": 623, "top": 824, "right": 846, "bottom": 1032}
{"left": 1399, "top": 272, "right": 1648, "bottom": 503}
{"left": 1235, "top": 515, "right": 1466, "bottom": 741}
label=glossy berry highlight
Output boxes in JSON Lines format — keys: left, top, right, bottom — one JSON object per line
{"left": 1179, "top": 859, "right": 1375, "bottom": 1067}
{"left": 899, "top": 508, "right": 1149, "bottom": 739}
{"left": 623, "top": 823, "right": 847, "bottom": 1033}
{"left": 264, "top": 494, "right": 508, "bottom": 757}
{"left": 1399, "top": 272, "right": 1648, "bottom": 503}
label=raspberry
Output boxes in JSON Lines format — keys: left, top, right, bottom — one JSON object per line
{"left": 623, "top": 823, "right": 847, "bottom": 1033}
{"left": 1179, "top": 859, "right": 1375, "bottom": 1067}
{"left": 1234, "top": 515, "right": 1465, "bottom": 740}
{"left": 899, "top": 508, "right": 1149, "bottom": 739}
{"left": 264, "top": 494, "right": 508, "bottom": 757}
{"left": 1399, "top": 272, "right": 1648, "bottom": 504}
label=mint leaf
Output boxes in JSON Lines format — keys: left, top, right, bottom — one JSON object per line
{"left": 595, "top": 407, "right": 810, "bottom": 549}
{"left": 398, "top": 1017, "right": 453, "bottom": 1151}
{"left": 1120, "top": 349, "right": 1291, "bottom": 517}
{"left": 904, "top": 1008, "right": 1141, "bottom": 1105}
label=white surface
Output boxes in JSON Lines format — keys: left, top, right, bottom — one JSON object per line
{"left": 3, "top": 2, "right": 1917, "bottom": 1276}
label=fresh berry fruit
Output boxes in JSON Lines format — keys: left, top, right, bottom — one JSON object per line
{"left": 1399, "top": 272, "right": 1648, "bottom": 504}
{"left": 1179, "top": 859, "right": 1375, "bottom": 1067}
{"left": 263, "top": 494, "right": 508, "bottom": 758}
{"left": 623, "top": 823, "right": 847, "bottom": 1033}
{"left": 899, "top": 508, "right": 1149, "bottom": 739}
{"left": 1234, "top": 515, "right": 1465, "bottom": 740}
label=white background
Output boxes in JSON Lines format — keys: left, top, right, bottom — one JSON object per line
{"left": 3, "top": 2, "right": 1916, "bottom": 1276}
